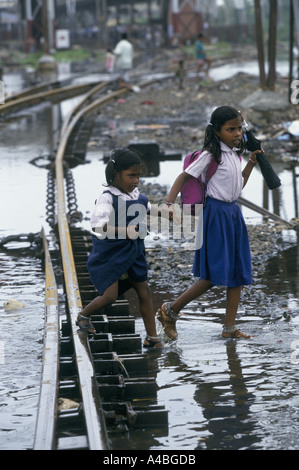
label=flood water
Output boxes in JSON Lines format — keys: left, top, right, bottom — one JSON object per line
{"left": 0, "top": 63, "right": 299, "bottom": 450}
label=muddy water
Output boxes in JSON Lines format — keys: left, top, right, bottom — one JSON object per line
{"left": 0, "top": 109, "right": 49, "bottom": 450}
{"left": 0, "top": 68, "right": 298, "bottom": 450}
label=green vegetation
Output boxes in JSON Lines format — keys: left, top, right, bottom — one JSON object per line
{"left": 14, "top": 47, "right": 105, "bottom": 69}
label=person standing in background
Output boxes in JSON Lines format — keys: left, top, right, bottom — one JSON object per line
{"left": 113, "top": 32, "right": 134, "bottom": 89}
{"left": 195, "top": 33, "right": 211, "bottom": 77}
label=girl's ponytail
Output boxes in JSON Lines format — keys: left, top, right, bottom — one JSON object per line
{"left": 203, "top": 123, "right": 222, "bottom": 163}
{"left": 105, "top": 159, "right": 115, "bottom": 185}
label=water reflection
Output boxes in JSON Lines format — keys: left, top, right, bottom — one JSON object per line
{"left": 135, "top": 306, "right": 299, "bottom": 451}
{"left": 193, "top": 343, "right": 257, "bottom": 450}
{"left": 0, "top": 253, "right": 44, "bottom": 450}
{"left": 264, "top": 245, "right": 299, "bottom": 298}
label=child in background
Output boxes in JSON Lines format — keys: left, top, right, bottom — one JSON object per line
{"left": 157, "top": 106, "right": 263, "bottom": 340}
{"left": 76, "top": 147, "right": 164, "bottom": 348}
{"left": 106, "top": 48, "right": 115, "bottom": 73}
{"left": 175, "top": 59, "right": 186, "bottom": 89}
{"left": 195, "top": 33, "right": 211, "bottom": 76}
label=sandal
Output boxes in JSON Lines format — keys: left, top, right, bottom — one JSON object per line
{"left": 76, "top": 314, "right": 96, "bottom": 334}
{"left": 222, "top": 325, "right": 252, "bottom": 339}
{"left": 143, "top": 335, "right": 163, "bottom": 349}
{"left": 156, "top": 303, "right": 179, "bottom": 341}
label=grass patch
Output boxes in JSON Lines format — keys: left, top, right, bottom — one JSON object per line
{"left": 15, "top": 47, "right": 105, "bottom": 69}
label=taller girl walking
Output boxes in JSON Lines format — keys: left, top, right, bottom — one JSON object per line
{"left": 157, "top": 106, "right": 263, "bottom": 340}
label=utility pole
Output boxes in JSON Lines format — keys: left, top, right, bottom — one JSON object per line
{"left": 42, "top": 0, "right": 55, "bottom": 54}
{"left": 39, "top": 0, "right": 57, "bottom": 75}
{"left": 254, "top": 0, "right": 266, "bottom": 89}
{"left": 267, "top": 0, "right": 277, "bottom": 90}
{"left": 96, "top": 0, "right": 107, "bottom": 49}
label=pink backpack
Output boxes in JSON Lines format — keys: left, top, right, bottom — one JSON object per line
{"left": 180, "top": 151, "right": 219, "bottom": 214}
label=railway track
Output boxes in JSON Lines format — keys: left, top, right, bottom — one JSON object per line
{"left": 32, "top": 77, "right": 170, "bottom": 450}
{"left": 5, "top": 65, "right": 291, "bottom": 450}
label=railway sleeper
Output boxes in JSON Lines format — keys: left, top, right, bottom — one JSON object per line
{"left": 93, "top": 352, "right": 149, "bottom": 376}
{"left": 102, "top": 402, "right": 168, "bottom": 429}
{"left": 57, "top": 435, "right": 89, "bottom": 451}
{"left": 90, "top": 333, "right": 142, "bottom": 355}
{"left": 56, "top": 407, "right": 89, "bottom": 450}
{"left": 59, "top": 356, "right": 78, "bottom": 377}
{"left": 97, "top": 375, "right": 157, "bottom": 401}
{"left": 61, "top": 315, "right": 136, "bottom": 337}
{"left": 59, "top": 379, "right": 80, "bottom": 398}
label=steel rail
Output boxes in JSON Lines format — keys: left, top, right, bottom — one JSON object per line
{"left": 0, "top": 81, "right": 101, "bottom": 116}
{"left": 33, "top": 228, "right": 60, "bottom": 450}
{"left": 60, "top": 81, "right": 111, "bottom": 135}
{"left": 4, "top": 71, "right": 103, "bottom": 103}
{"left": 55, "top": 118, "right": 109, "bottom": 450}
{"left": 238, "top": 196, "right": 293, "bottom": 226}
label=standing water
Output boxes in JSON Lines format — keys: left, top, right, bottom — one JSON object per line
{"left": 0, "top": 65, "right": 299, "bottom": 450}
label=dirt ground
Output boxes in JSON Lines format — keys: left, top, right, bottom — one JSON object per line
{"left": 97, "top": 66, "right": 298, "bottom": 161}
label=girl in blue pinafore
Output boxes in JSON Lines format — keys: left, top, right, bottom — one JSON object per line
{"left": 76, "top": 147, "right": 163, "bottom": 349}
{"left": 156, "top": 106, "right": 263, "bottom": 341}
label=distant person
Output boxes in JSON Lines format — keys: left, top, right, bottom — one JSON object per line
{"left": 113, "top": 32, "right": 134, "bottom": 89}
{"left": 106, "top": 48, "right": 115, "bottom": 73}
{"left": 195, "top": 33, "right": 211, "bottom": 77}
{"left": 175, "top": 59, "right": 186, "bottom": 90}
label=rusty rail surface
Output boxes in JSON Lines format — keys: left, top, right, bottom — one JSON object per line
{"left": 0, "top": 81, "right": 101, "bottom": 116}
{"left": 33, "top": 229, "right": 60, "bottom": 450}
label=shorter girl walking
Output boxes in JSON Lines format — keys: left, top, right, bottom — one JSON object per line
{"left": 76, "top": 147, "right": 163, "bottom": 349}
{"left": 157, "top": 106, "right": 263, "bottom": 340}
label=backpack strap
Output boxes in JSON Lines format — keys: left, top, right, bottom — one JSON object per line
{"left": 184, "top": 150, "right": 220, "bottom": 185}
{"left": 205, "top": 157, "right": 220, "bottom": 182}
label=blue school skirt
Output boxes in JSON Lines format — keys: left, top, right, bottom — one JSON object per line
{"left": 192, "top": 197, "right": 252, "bottom": 287}
{"left": 87, "top": 193, "right": 148, "bottom": 296}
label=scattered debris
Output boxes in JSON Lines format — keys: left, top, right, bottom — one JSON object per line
{"left": 3, "top": 299, "right": 26, "bottom": 311}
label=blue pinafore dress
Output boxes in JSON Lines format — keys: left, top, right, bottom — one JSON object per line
{"left": 87, "top": 191, "right": 149, "bottom": 296}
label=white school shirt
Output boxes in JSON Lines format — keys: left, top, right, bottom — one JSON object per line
{"left": 90, "top": 186, "right": 151, "bottom": 230}
{"left": 185, "top": 142, "right": 244, "bottom": 203}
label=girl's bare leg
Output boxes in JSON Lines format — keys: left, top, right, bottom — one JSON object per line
{"left": 131, "top": 281, "right": 157, "bottom": 338}
{"left": 223, "top": 286, "right": 251, "bottom": 338}
{"left": 157, "top": 279, "right": 213, "bottom": 340}
{"left": 171, "top": 279, "right": 213, "bottom": 313}
{"left": 77, "top": 282, "right": 119, "bottom": 333}
{"left": 225, "top": 286, "right": 241, "bottom": 327}
{"left": 132, "top": 281, "right": 163, "bottom": 348}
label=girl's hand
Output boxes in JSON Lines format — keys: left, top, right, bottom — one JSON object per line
{"left": 250, "top": 148, "right": 264, "bottom": 164}
{"left": 126, "top": 225, "right": 138, "bottom": 239}
{"left": 161, "top": 203, "right": 181, "bottom": 225}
